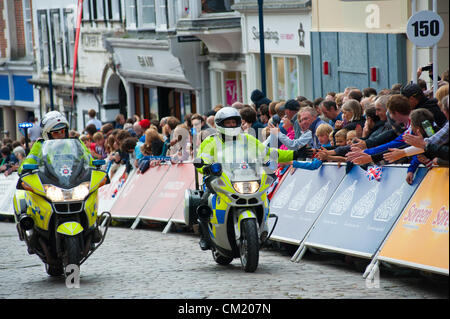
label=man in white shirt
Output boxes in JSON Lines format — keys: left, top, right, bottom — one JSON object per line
{"left": 86, "top": 109, "right": 102, "bottom": 130}
{"left": 28, "top": 117, "right": 41, "bottom": 142}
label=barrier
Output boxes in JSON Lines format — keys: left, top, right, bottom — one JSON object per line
{"left": 268, "top": 163, "right": 346, "bottom": 244}
{"left": 292, "top": 165, "right": 427, "bottom": 262}
{"left": 109, "top": 165, "right": 170, "bottom": 219}
{"left": 97, "top": 165, "right": 128, "bottom": 215}
{"left": 369, "top": 167, "right": 449, "bottom": 276}
{"left": 138, "top": 163, "right": 195, "bottom": 224}
{"left": 0, "top": 173, "right": 19, "bottom": 216}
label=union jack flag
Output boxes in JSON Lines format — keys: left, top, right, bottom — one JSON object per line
{"left": 367, "top": 165, "right": 382, "bottom": 181}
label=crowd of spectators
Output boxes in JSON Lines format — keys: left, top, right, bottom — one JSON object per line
{"left": 1, "top": 69, "right": 449, "bottom": 190}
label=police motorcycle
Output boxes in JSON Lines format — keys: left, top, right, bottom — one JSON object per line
{"left": 13, "top": 138, "right": 111, "bottom": 277}
{"left": 185, "top": 157, "right": 278, "bottom": 273}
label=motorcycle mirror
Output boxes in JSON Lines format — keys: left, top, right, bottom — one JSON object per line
{"left": 193, "top": 158, "right": 205, "bottom": 169}
{"left": 22, "top": 164, "right": 39, "bottom": 170}
{"left": 93, "top": 160, "right": 106, "bottom": 167}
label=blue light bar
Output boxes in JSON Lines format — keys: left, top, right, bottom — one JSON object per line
{"left": 18, "top": 122, "right": 33, "bottom": 129}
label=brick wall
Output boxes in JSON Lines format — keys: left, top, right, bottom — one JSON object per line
{"left": 14, "top": 0, "right": 26, "bottom": 58}
{"left": 0, "top": 1, "right": 6, "bottom": 58}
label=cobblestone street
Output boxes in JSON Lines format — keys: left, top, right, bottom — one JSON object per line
{"left": 0, "top": 220, "right": 447, "bottom": 300}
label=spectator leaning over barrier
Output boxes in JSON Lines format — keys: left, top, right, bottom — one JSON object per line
{"left": 268, "top": 109, "right": 312, "bottom": 153}
{"left": 93, "top": 132, "right": 107, "bottom": 160}
{"left": 346, "top": 94, "right": 415, "bottom": 166}
{"left": 362, "top": 106, "right": 384, "bottom": 140}
{"left": 384, "top": 93, "right": 449, "bottom": 167}
{"left": 316, "top": 123, "right": 333, "bottom": 148}
{"left": 0, "top": 145, "right": 18, "bottom": 175}
{"left": 401, "top": 83, "right": 447, "bottom": 128}
{"left": 299, "top": 106, "right": 328, "bottom": 149}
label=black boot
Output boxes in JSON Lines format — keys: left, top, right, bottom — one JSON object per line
{"left": 198, "top": 220, "right": 211, "bottom": 251}
{"left": 197, "top": 205, "right": 212, "bottom": 251}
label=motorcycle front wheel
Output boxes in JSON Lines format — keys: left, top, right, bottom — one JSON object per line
{"left": 239, "top": 219, "right": 259, "bottom": 273}
{"left": 63, "top": 235, "right": 82, "bottom": 274}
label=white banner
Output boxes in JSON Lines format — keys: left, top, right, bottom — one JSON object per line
{"left": 0, "top": 173, "right": 19, "bottom": 216}
{"left": 246, "top": 13, "right": 311, "bottom": 55}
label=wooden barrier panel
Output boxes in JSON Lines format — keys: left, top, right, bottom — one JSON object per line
{"left": 376, "top": 167, "right": 449, "bottom": 275}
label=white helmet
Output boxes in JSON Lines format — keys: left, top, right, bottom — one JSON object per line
{"left": 41, "top": 111, "right": 69, "bottom": 140}
{"left": 214, "top": 107, "right": 242, "bottom": 137}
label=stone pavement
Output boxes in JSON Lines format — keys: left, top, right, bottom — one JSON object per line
{"left": 0, "top": 220, "right": 447, "bottom": 299}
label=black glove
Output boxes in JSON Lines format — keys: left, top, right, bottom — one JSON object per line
{"left": 293, "top": 146, "right": 313, "bottom": 160}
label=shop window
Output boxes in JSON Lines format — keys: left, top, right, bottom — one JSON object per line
{"left": 23, "top": 0, "right": 33, "bottom": 57}
{"left": 37, "top": 10, "right": 49, "bottom": 69}
{"left": 202, "top": 0, "right": 234, "bottom": 13}
{"left": 64, "top": 8, "right": 76, "bottom": 71}
{"left": 83, "top": 0, "right": 123, "bottom": 23}
{"left": 211, "top": 70, "right": 243, "bottom": 107}
{"left": 50, "top": 10, "right": 64, "bottom": 72}
{"left": 134, "top": 85, "right": 159, "bottom": 120}
{"left": 272, "top": 56, "right": 299, "bottom": 101}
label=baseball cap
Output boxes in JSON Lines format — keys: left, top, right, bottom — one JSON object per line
{"left": 284, "top": 99, "right": 300, "bottom": 111}
{"left": 400, "top": 83, "right": 423, "bottom": 98}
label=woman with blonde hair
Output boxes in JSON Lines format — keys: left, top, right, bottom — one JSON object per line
{"left": 334, "top": 99, "right": 365, "bottom": 133}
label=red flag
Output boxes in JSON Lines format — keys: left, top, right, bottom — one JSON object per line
{"left": 71, "top": 0, "right": 83, "bottom": 107}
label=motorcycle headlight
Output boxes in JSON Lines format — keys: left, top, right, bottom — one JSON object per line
{"left": 233, "top": 181, "right": 260, "bottom": 194}
{"left": 45, "top": 185, "right": 64, "bottom": 201}
{"left": 44, "top": 182, "right": 90, "bottom": 202}
{"left": 72, "top": 183, "right": 90, "bottom": 200}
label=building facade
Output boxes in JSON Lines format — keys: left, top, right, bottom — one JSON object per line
{"left": 310, "top": 0, "right": 449, "bottom": 98}
{"left": 0, "top": 0, "right": 38, "bottom": 141}
{"left": 235, "top": 0, "right": 313, "bottom": 102}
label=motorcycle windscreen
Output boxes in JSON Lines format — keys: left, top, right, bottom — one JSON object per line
{"left": 38, "top": 139, "right": 92, "bottom": 189}
{"left": 215, "top": 135, "right": 271, "bottom": 181}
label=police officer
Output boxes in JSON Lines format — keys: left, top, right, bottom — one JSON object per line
{"left": 195, "top": 107, "right": 306, "bottom": 250}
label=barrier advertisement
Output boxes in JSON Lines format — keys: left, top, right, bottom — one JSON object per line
{"left": 0, "top": 173, "right": 19, "bottom": 216}
{"left": 377, "top": 167, "right": 449, "bottom": 275}
{"left": 302, "top": 165, "right": 427, "bottom": 258}
{"left": 98, "top": 165, "right": 127, "bottom": 214}
{"left": 268, "top": 164, "right": 346, "bottom": 244}
{"left": 139, "top": 164, "right": 194, "bottom": 223}
{"left": 109, "top": 165, "right": 170, "bottom": 219}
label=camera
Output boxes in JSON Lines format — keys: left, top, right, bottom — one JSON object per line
{"left": 272, "top": 114, "right": 281, "bottom": 126}
{"left": 421, "top": 64, "right": 433, "bottom": 72}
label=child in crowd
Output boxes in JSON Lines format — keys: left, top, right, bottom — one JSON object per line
{"left": 316, "top": 123, "right": 333, "bottom": 148}
{"left": 334, "top": 129, "right": 348, "bottom": 147}
{"left": 346, "top": 130, "right": 357, "bottom": 146}
{"left": 93, "top": 131, "right": 107, "bottom": 159}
